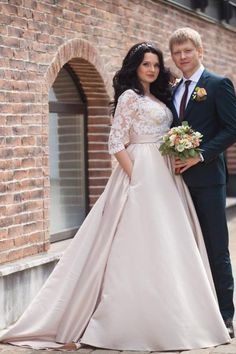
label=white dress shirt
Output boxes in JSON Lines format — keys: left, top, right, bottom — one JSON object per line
{"left": 174, "top": 65, "right": 205, "bottom": 115}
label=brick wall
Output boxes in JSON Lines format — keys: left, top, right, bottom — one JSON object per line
{"left": 0, "top": 0, "right": 235, "bottom": 264}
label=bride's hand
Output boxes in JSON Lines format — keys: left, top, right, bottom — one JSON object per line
{"left": 114, "top": 150, "right": 133, "bottom": 179}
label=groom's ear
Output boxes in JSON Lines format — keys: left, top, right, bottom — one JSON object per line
{"left": 197, "top": 46, "right": 204, "bottom": 60}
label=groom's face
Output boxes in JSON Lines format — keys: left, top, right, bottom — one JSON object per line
{"left": 171, "top": 39, "right": 203, "bottom": 78}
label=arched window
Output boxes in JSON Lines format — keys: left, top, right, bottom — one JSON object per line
{"left": 48, "top": 65, "right": 88, "bottom": 242}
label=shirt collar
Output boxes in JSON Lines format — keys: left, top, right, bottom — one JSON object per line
{"left": 183, "top": 65, "right": 205, "bottom": 84}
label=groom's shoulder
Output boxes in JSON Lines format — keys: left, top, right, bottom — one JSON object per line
{"left": 205, "top": 70, "right": 236, "bottom": 99}
{"left": 204, "top": 69, "right": 233, "bottom": 87}
{"left": 204, "top": 69, "right": 226, "bottom": 83}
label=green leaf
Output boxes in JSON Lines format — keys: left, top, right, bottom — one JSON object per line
{"left": 189, "top": 149, "right": 196, "bottom": 157}
{"left": 183, "top": 150, "right": 189, "bottom": 158}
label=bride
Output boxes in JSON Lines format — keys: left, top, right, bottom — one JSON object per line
{"left": 0, "top": 42, "right": 230, "bottom": 351}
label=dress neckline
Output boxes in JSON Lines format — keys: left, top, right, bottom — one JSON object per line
{"left": 144, "top": 95, "right": 164, "bottom": 106}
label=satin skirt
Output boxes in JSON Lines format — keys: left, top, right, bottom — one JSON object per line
{"left": 0, "top": 141, "right": 230, "bottom": 351}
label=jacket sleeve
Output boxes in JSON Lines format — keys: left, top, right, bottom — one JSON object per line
{"left": 201, "top": 78, "right": 236, "bottom": 163}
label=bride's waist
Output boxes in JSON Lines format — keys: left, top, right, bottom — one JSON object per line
{"left": 129, "top": 134, "right": 163, "bottom": 144}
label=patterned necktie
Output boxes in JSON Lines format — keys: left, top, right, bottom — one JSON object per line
{"left": 179, "top": 80, "right": 191, "bottom": 121}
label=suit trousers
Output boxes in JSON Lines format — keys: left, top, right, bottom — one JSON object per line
{"left": 188, "top": 184, "right": 234, "bottom": 320}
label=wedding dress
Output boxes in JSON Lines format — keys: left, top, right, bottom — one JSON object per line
{"left": 0, "top": 89, "right": 230, "bottom": 351}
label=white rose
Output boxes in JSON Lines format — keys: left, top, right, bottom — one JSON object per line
{"left": 176, "top": 144, "right": 185, "bottom": 152}
{"left": 185, "top": 141, "right": 192, "bottom": 149}
{"left": 169, "top": 134, "right": 177, "bottom": 146}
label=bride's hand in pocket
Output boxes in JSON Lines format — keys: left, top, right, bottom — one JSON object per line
{"left": 128, "top": 168, "right": 133, "bottom": 182}
{"left": 114, "top": 150, "right": 133, "bottom": 181}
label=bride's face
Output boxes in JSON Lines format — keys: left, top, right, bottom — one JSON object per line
{"left": 137, "top": 52, "right": 160, "bottom": 85}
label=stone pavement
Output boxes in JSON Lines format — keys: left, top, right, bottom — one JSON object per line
{"left": 1, "top": 210, "right": 236, "bottom": 354}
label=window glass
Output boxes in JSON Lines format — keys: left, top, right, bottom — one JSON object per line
{"left": 49, "top": 67, "right": 87, "bottom": 242}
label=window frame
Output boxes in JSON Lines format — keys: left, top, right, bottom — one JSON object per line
{"left": 164, "top": 0, "right": 236, "bottom": 30}
{"left": 49, "top": 64, "right": 89, "bottom": 243}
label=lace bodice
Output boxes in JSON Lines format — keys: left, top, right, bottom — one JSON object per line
{"left": 108, "top": 89, "right": 173, "bottom": 154}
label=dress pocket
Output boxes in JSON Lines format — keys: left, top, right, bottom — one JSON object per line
{"left": 129, "top": 158, "right": 138, "bottom": 186}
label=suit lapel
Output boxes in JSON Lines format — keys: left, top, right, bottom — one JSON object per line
{"left": 184, "top": 69, "right": 209, "bottom": 120}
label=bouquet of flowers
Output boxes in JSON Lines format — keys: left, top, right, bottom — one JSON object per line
{"left": 159, "top": 121, "right": 203, "bottom": 172}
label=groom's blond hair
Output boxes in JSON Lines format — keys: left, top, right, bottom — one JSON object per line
{"left": 169, "top": 27, "right": 202, "bottom": 51}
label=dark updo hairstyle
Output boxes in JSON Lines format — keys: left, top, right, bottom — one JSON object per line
{"left": 112, "top": 42, "right": 171, "bottom": 114}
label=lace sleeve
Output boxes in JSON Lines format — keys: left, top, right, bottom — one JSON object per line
{"left": 108, "top": 89, "right": 138, "bottom": 154}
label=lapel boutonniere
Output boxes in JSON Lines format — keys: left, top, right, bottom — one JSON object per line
{"left": 171, "top": 78, "right": 181, "bottom": 88}
{"left": 192, "top": 87, "right": 207, "bottom": 102}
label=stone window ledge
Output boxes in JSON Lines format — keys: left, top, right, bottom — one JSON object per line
{"left": 0, "top": 239, "right": 71, "bottom": 277}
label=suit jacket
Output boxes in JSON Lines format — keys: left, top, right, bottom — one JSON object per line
{"left": 170, "top": 69, "right": 236, "bottom": 187}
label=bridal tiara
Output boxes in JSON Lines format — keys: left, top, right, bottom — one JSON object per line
{"left": 130, "top": 43, "right": 155, "bottom": 57}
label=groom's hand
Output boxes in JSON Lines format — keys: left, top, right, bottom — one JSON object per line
{"left": 174, "top": 156, "right": 201, "bottom": 173}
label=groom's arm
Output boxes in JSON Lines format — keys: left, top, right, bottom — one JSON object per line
{"left": 201, "top": 77, "right": 236, "bottom": 163}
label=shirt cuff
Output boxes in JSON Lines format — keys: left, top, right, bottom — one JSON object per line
{"left": 199, "top": 153, "right": 204, "bottom": 162}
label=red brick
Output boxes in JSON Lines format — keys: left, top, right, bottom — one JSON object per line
{"left": 13, "top": 170, "right": 28, "bottom": 180}
{"left": 0, "top": 148, "right": 14, "bottom": 158}
{"left": 0, "top": 229, "right": 8, "bottom": 239}
{"left": 22, "top": 245, "right": 39, "bottom": 258}
{"left": 28, "top": 168, "right": 43, "bottom": 178}
{"left": 0, "top": 14, "right": 11, "bottom": 25}
{"left": 89, "top": 177, "right": 110, "bottom": 186}
{"left": 13, "top": 146, "right": 42, "bottom": 158}
{"left": 28, "top": 232, "right": 44, "bottom": 243}
{"left": 21, "top": 157, "right": 36, "bottom": 168}
{"left": 6, "top": 204, "right": 23, "bottom": 216}
{"left": 21, "top": 115, "right": 42, "bottom": 124}
{"left": 6, "top": 137, "right": 21, "bottom": 145}
{"left": 0, "top": 4, "right": 18, "bottom": 15}
{"left": 9, "top": 0, "right": 23, "bottom": 7}
{"left": 8, "top": 225, "right": 23, "bottom": 237}
{"left": 14, "top": 213, "right": 28, "bottom": 224}
{"left": 88, "top": 152, "right": 110, "bottom": 160}
{"left": 7, "top": 248, "right": 24, "bottom": 262}
{"left": 0, "top": 159, "right": 14, "bottom": 169}
{"left": 0, "top": 184, "right": 6, "bottom": 193}
{"left": 9, "top": 16, "right": 28, "bottom": 29}
{"left": 0, "top": 127, "right": 12, "bottom": 136}
{"left": 21, "top": 136, "right": 36, "bottom": 145}
{"left": 22, "top": 200, "right": 43, "bottom": 211}
{"left": 6, "top": 117, "right": 21, "bottom": 126}
{"left": 6, "top": 181, "right": 21, "bottom": 192}
{"left": 14, "top": 235, "right": 29, "bottom": 247}
{"left": 0, "top": 239, "right": 14, "bottom": 251}
{"left": 1, "top": 170, "right": 14, "bottom": 182}
{"left": 0, "top": 217, "right": 14, "bottom": 227}
{"left": 13, "top": 50, "right": 29, "bottom": 60}
{"left": 21, "top": 189, "right": 43, "bottom": 200}
{"left": 89, "top": 170, "right": 111, "bottom": 178}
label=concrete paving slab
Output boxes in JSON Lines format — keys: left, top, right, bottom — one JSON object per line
{"left": 91, "top": 351, "right": 120, "bottom": 354}
{"left": 121, "top": 351, "right": 148, "bottom": 354}
{"left": 151, "top": 352, "right": 179, "bottom": 354}
{"left": 77, "top": 348, "right": 95, "bottom": 353}
{"left": 211, "top": 343, "right": 236, "bottom": 353}
{"left": 179, "top": 349, "right": 213, "bottom": 354}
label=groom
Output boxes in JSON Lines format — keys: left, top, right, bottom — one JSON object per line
{"left": 169, "top": 27, "right": 236, "bottom": 337}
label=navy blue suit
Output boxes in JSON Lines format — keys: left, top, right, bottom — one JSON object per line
{"left": 171, "top": 69, "right": 236, "bottom": 320}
